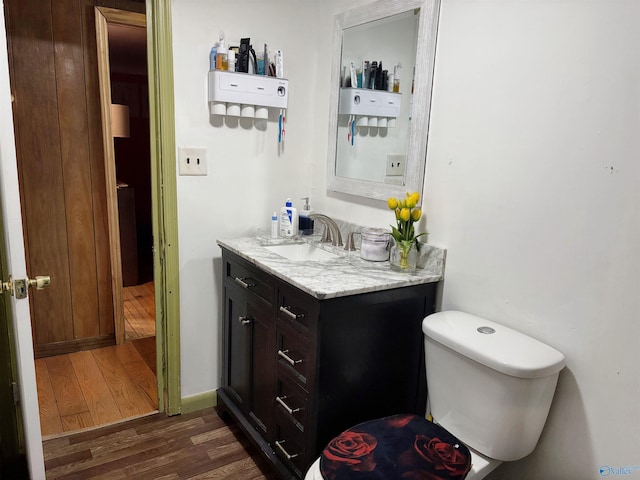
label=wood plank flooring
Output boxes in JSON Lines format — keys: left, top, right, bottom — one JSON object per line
{"left": 123, "top": 281, "right": 155, "bottom": 340}
{"left": 36, "top": 281, "right": 157, "bottom": 437}
{"left": 42, "top": 407, "right": 279, "bottom": 480}
{"left": 36, "top": 338, "right": 158, "bottom": 437}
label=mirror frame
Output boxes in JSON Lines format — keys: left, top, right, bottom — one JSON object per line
{"left": 326, "top": 0, "right": 440, "bottom": 201}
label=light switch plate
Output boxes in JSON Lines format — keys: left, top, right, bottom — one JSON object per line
{"left": 178, "top": 147, "right": 207, "bottom": 176}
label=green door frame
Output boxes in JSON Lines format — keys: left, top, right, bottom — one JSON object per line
{"left": 146, "top": 0, "right": 181, "bottom": 415}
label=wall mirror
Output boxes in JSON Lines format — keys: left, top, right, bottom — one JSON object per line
{"left": 326, "top": 0, "right": 440, "bottom": 201}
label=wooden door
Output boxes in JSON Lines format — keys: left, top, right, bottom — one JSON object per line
{"left": 4, "top": 0, "right": 144, "bottom": 357}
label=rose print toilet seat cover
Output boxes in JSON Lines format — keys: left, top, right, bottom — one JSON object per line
{"left": 320, "top": 414, "right": 472, "bottom": 480}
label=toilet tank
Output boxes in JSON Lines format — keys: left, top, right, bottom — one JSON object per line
{"left": 422, "top": 311, "right": 565, "bottom": 462}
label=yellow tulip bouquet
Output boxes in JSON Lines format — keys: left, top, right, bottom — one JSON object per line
{"left": 387, "top": 191, "right": 426, "bottom": 270}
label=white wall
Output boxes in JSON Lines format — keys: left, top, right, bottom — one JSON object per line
{"left": 171, "top": 0, "right": 325, "bottom": 397}
{"left": 424, "top": 2, "right": 640, "bottom": 479}
{"left": 173, "top": 1, "right": 640, "bottom": 478}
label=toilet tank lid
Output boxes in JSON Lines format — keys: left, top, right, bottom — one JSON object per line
{"left": 422, "top": 311, "right": 565, "bottom": 379}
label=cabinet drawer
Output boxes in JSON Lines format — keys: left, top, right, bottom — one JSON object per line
{"left": 225, "top": 256, "right": 274, "bottom": 306}
{"left": 275, "top": 375, "right": 308, "bottom": 430}
{"left": 276, "top": 321, "right": 311, "bottom": 389}
{"left": 278, "top": 283, "right": 318, "bottom": 336}
{"left": 274, "top": 408, "right": 308, "bottom": 477}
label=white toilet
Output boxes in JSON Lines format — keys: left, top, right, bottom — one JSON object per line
{"left": 305, "top": 310, "right": 565, "bottom": 480}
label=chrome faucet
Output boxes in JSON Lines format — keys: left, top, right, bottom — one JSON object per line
{"left": 308, "top": 214, "right": 343, "bottom": 247}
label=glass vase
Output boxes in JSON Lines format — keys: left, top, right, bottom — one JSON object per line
{"left": 389, "top": 239, "right": 418, "bottom": 272}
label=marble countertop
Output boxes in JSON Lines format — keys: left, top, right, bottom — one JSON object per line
{"left": 217, "top": 236, "right": 446, "bottom": 300}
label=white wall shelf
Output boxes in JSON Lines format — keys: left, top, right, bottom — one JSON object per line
{"left": 208, "top": 70, "right": 288, "bottom": 117}
{"left": 339, "top": 88, "right": 401, "bottom": 117}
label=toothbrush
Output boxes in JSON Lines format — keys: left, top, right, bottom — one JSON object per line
{"left": 282, "top": 112, "right": 286, "bottom": 140}
{"left": 351, "top": 116, "right": 355, "bottom": 146}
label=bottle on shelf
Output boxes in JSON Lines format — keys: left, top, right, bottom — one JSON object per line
{"left": 216, "top": 31, "right": 228, "bottom": 71}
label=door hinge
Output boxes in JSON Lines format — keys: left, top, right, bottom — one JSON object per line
{"left": 12, "top": 382, "right": 20, "bottom": 404}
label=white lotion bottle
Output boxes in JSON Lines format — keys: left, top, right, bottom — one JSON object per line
{"left": 271, "top": 212, "right": 278, "bottom": 238}
{"left": 279, "top": 198, "right": 298, "bottom": 237}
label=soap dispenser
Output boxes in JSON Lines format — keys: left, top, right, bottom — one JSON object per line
{"left": 299, "top": 197, "right": 314, "bottom": 235}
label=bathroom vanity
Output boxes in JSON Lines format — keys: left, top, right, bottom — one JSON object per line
{"left": 216, "top": 237, "right": 444, "bottom": 479}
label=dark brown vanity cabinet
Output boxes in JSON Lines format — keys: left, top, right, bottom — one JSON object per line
{"left": 218, "top": 248, "right": 438, "bottom": 479}
{"left": 222, "top": 253, "right": 276, "bottom": 439}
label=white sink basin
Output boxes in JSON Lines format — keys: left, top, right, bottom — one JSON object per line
{"left": 263, "top": 243, "right": 339, "bottom": 262}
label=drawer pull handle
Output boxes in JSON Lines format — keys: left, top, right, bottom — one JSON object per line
{"left": 234, "top": 277, "right": 255, "bottom": 289}
{"left": 275, "top": 440, "right": 299, "bottom": 460}
{"left": 279, "top": 306, "right": 304, "bottom": 320}
{"left": 276, "top": 395, "right": 301, "bottom": 414}
{"left": 278, "top": 349, "right": 302, "bottom": 366}
{"left": 238, "top": 316, "right": 252, "bottom": 326}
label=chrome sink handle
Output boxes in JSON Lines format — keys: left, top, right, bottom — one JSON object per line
{"left": 344, "top": 231, "right": 361, "bottom": 251}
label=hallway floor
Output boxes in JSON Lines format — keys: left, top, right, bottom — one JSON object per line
{"left": 36, "top": 282, "right": 157, "bottom": 437}
{"left": 36, "top": 337, "right": 157, "bottom": 437}
{"left": 123, "top": 281, "right": 155, "bottom": 340}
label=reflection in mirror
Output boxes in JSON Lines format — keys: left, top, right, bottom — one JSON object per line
{"left": 327, "top": 0, "right": 440, "bottom": 202}
{"left": 337, "top": 10, "right": 419, "bottom": 185}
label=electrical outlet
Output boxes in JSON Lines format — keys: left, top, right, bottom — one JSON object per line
{"left": 178, "top": 147, "right": 207, "bottom": 176}
{"left": 386, "top": 154, "right": 406, "bottom": 176}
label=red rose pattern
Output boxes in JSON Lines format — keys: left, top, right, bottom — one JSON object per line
{"left": 324, "top": 431, "right": 378, "bottom": 472}
{"left": 415, "top": 435, "right": 471, "bottom": 477}
{"left": 386, "top": 414, "right": 415, "bottom": 429}
{"left": 320, "top": 415, "right": 471, "bottom": 480}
